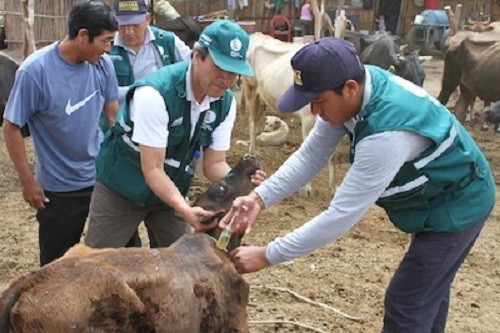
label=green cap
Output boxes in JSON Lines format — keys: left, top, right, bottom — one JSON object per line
{"left": 198, "top": 20, "right": 254, "bottom": 77}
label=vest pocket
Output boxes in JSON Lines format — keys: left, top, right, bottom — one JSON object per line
{"left": 377, "top": 188, "right": 430, "bottom": 233}
{"left": 97, "top": 138, "right": 157, "bottom": 207}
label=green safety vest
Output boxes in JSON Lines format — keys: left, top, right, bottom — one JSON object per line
{"left": 109, "top": 26, "right": 176, "bottom": 86}
{"left": 348, "top": 66, "right": 495, "bottom": 233}
{"left": 96, "top": 61, "right": 233, "bottom": 208}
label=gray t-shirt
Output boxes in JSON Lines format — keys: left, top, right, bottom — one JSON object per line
{"left": 4, "top": 42, "right": 119, "bottom": 192}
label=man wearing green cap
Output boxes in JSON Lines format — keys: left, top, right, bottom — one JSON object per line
{"left": 84, "top": 20, "right": 264, "bottom": 248}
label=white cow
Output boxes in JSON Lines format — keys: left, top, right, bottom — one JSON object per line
{"left": 240, "top": 33, "right": 335, "bottom": 197}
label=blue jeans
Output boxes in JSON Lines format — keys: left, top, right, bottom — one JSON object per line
{"left": 382, "top": 209, "right": 491, "bottom": 333}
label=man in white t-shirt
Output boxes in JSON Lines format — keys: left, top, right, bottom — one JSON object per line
{"left": 84, "top": 20, "right": 265, "bottom": 248}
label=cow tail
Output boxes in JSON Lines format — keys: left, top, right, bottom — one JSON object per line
{"left": 0, "top": 274, "right": 30, "bottom": 333}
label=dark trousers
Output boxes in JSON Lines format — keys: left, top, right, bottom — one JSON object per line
{"left": 382, "top": 209, "right": 491, "bottom": 333}
{"left": 37, "top": 187, "right": 93, "bottom": 266}
{"left": 125, "top": 228, "right": 159, "bottom": 248}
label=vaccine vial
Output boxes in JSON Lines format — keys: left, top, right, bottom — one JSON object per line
{"left": 216, "top": 215, "right": 235, "bottom": 251}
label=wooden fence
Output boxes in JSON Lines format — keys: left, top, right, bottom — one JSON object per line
{"left": 2, "top": 0, "right": 494, "bottom": 53}
{"left": 3, "top": 0, "right": 80, "bottom": 51}
{"left": 1, "top": 0, "right": 307, "bottom": 52}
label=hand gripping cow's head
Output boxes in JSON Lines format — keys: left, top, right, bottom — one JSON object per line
{"left": 192, "top": 154, "right": 260, "bottom": 251}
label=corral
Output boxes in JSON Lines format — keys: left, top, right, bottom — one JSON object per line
{"left": 0, "top": 52, "right": 499, "bottom": 332}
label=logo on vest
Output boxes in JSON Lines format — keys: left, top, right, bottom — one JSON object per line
{"left": 171, "top": 117, "right": 183, "bottom": 127}
{"left": 204, "top": 110, "right": 217, "bottom": 124}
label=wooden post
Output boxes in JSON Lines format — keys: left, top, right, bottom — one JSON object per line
{"left": 22, "top": 0, "right": 36, "bottom": 59}
{"left": 444, "top": 4, "right": 462, "bottom": 36}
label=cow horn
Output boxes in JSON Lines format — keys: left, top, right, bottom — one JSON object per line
{"left": 467, "top": 17, "right": 474, "bottom": 25}
{"left": 388, "top": 65, "right": 396, "bottom": 73}
{"left": 400, "top": 44, "right": 408, "bottom": 52}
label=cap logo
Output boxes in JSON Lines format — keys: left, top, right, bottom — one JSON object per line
{"left": 230, "top": 38, "right": 242, "bottom": 52}
{"left": 293, "top": 69, "right": 303, "bottom": 86}
{"left": 199, "top": 33, "right": 212, "bottom": 45}
{"left": 118, "top": 1, "right": 140, "bottom": 12}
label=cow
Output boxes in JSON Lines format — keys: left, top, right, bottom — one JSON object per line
{"left": 0, "top": 25, "right": 6, "bottom": 50}
{"left": 0, "top": 52, "right": 18, "bottom": 126}
{"left": 0, "top": 52, "right": 30, "bottom": 137}
{"left": 240, "top": 32, "right": 321, "bottom": 197}
{"left": 438, "top": 19, "right": 500, "bottom": 127}
{"left": 484, "top": 100, "right": 500, "bottom": 132}
{"left": 437, "top": 32, "right": 500, "bottom": 125}
{"left": 0, "top": 154, "right": 260, "bottom": 333}
{"left": 359, "top": 33, "right": 429, "bottom": 87}
{"left": 154, "top": 16, "right": 202, "bottom": 49}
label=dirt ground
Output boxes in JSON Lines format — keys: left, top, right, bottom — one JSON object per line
{"left": 0, "top": 55, "right": 499, "bottom": 332}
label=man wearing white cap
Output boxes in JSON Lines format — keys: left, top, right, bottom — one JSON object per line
{"left": 85, "top": 20, "right": 265, "bottom": 249}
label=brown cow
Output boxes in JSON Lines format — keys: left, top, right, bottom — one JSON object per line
{"left": 0, "top": 155, "right": 260, "bottom": 333}
{"left": 438, "top": 32, "right": 500, "bottom": 125}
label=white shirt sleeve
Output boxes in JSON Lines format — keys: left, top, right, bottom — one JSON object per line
{"left": 130, "top": 86, "right": 170, "bottom": 148}
{"left": 173, "top": 35, "right": 193, "bottom": 61}
{"left": 263, "top": 130, "right": 432, "bottom": 265}
{"left": 208, "top": 96, "right": 237, "bottom": 151}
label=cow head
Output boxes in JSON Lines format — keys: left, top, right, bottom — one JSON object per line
{"left": 192, "top": 154, "right": 260, "bottom": 251}
{"left": 394, "top": 51, "right": 428, "bottom": 87}
{"left": 484, "top": 100, "right": 500, "bottom": 125}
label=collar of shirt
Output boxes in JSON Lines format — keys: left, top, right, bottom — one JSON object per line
{"left": 185, "top": 62, "right": 220, "bottom": 110}
{"left": 361, "top": 66, "right": 372, "bottom": 110}
{"left": 113, "top": 26, "right": 156, "bottom": 54}
{"left": 344, "top": 66, "right": 372, "bottom": 132}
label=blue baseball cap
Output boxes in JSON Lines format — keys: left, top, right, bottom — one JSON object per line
{"left": 276, "top": 37, "right": 364, "bottom": 113}
{"left": 197, "top": 20, "right": 254, "bottom": 77}
{"left": 113, "top": 0, "right": 148, "bottom": 26}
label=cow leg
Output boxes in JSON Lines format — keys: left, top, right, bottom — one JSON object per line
{"left": 298, "top": 109, "right": 317, "bottom": 198}
{"left": 244, "top": 85, "right": 260, "bottom": 155}
{"left": 466, "top": 98, "right": 475, "bottom": 122}
{"left": 481, "top": 101, "right": 490, "bottom": 132}
{"left": 495, "top": 123, "right": 500, "bottom": 133}
{"left": 454, "top": 86, "right": 475, "bottom": 124}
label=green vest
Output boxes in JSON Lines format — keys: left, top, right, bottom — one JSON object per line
{"left": 96, "top": 61, "right": 233, "bottom": 208}
{"left": 350, "top": 66, "right": 495, "bottom": 233}
{"left": 110, "top": 26, "right": 176, "bottom": 86}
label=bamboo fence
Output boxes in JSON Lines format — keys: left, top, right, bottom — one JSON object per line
{"left": 1, "top": 0, "right": 486, "bottom": 53}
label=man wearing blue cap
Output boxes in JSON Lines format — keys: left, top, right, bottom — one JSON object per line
{"left": 85, "top": 20, "right": 264, "bottom": 249}
{"left": 222, "top": 37, "right": 495, "bottom": 332}
{"left": 111, "top": 0, "right": 192, "bottom": 104}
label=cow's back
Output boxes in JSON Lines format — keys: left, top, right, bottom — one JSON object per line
{"left": 3, "top": 235, "right": 249, "bottom": 333}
